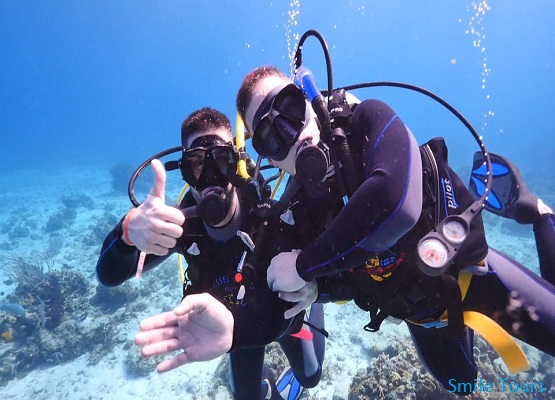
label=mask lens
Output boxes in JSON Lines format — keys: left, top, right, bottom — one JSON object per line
{"left": 252, "top": 119, "right": 280, "bottom": 157}
{"left": 183, "top": 149, "right": 206, "bottom": 181}
{"left": 252, "top": 84, "right": 308, "bottom": 160}
{"left": 273, "top": 85, "right": 306, "bottom": 123}
{"left": 180, "top": 140, "right": 236, "bottom": 190}
{"left": 211, "top": 146, "right": 235, "bottom": 176}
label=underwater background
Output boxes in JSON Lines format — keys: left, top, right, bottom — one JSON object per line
{"left": 1, "top": 1, "right": 554, "bottom": 399}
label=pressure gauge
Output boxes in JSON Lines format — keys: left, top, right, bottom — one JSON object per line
{"left": 417, "top": 238, "right": 449, "bottom": 276}
{"left": 442, "top": 219, "right": 467, "bottom": 244}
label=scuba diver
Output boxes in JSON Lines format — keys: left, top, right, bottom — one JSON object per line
{"left": 236, "top": 63, "right": 555, "bottom": 395}
{"left": 96, "top": 107, "right": 325, "bottom": 400}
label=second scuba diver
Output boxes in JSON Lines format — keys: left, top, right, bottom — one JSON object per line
{"left": 238, "top": 65, "right": 555, "bottom": 395}
{"left": 96, "top": 108, "right": 325, "bottom": 400}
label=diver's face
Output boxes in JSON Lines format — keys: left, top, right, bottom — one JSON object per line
{"left": 181, "top": 128, "right": 235, "bottom": 191}
{"left": 245, "top": 75, "right": 320, "bottom": 176}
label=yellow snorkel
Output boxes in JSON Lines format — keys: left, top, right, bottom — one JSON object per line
{"left": 176, "top": 183, "right": 189, "bottom": 286}
{"left": 235, "top": 114, "right": 250, "bottom": 179}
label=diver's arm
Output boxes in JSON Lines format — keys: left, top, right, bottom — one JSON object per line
{"left": 314, "top": 276, "right": 355, "bottom": 303}
{"left": 96, "top": 219, "right": 171, "bottom": 286}
{"left": 297, "top": 99, "right": 422, "bottom": 280}
{"left": 96, "top": 159, "right": 186, "bottom": 286}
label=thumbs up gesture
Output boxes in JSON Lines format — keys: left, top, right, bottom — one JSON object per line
{"left": 122, "top": 159, "right": 185, "bottom": 255}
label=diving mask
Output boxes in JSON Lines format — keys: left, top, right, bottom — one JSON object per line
{"left": 179, "top": 135, "right": 238, "bottom": 191}
{"left": 251, "top": 84, "right": 311, "bottom": 161}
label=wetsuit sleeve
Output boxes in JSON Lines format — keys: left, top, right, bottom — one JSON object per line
{"left": 297, "top": 99, "right": 423, "bottom": 280}
{"left": 95, "top": 218, "right": 171, "bottom": 286}
{"left": 315, "top": 276, "right": 355, "bottom": 303}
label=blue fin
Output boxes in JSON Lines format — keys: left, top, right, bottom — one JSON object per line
{"left": 469, "top": 152, "right": 539, "bottom": 223}
{"left": 276, "top": 366, "right": 304, "bottom": 400}
{"left": 470, "top": 152, "right": 515, "bottom": 215}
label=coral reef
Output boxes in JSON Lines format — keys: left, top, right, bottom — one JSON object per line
{"left": 83, "top": 212, "right": 119, "bottom": 247}
{"left": 109, "top": 162, "right": 151, "bottom": 197}
{"left": 60, "top": 192, "right": 94, "bottom": 210}
{"left": 0, "top": 254, "right": 128, "bottom": 386}
{"left": 5, "top": 254, "right": 63, "bottom": 330}
{"left": 1, "top": 206, "right": 38, "bottom": 245}
{"left": 124, "top": 341, "right": 160, "bottom": 377}
{"left": 0, "top": 251, "right": 188, "bottom": 387}
{"left": 90, "top": 284, "right": 138, "bottom": 312}
{"left": 43, "top": 192, "right": 95, "bottom": 235}
{"left": 5, "top": 254, "right": 51, "bottom": 289}
{"left": 347, "top": 336, "right": 554, "bottom": 400}
{"left": 109, "top": 163, "right": 136, "bottom": 195}
{"left": 348, "top": 338, "right": 443, "bottom": 400}
{"left": 44, "top": 207, "right": 77, "bottom": 233}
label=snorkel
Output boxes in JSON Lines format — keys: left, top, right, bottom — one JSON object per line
{"left": 235, "top": 115, "right": 250, "bottom": 179}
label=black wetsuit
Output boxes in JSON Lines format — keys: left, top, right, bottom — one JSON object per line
{"left": 288, "top": 99, "right": 555, "bottom": 394}
{"left": 96, "top": 189, "right": 324, "bottom": 399}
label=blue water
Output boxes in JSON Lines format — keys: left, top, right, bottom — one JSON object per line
{"left": 1, "top": 1, "right": 555, "bottom": 398}
{"left": 2, "top": 1, "right": 554, "bottom": 175}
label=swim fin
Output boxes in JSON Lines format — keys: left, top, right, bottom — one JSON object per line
{"left": 261, "top": 368, "right": 276, "bottom": 400}
{"left": 469, "top": 152, "right": 540, "bottom": 224}
{"left": 276, "top": 366, "right": 304, "bottom": 400}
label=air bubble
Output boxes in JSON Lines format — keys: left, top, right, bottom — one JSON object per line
{"left": 465, "top": 1, "right": 492, "bottom": 132}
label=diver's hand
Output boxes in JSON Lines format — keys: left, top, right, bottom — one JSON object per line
{"left": 134, "top": 293, "right": 234, "bottom": 372}
{"left": 122, "top": 159, "right": 185, "bottom": 255}
{"left": 267, "top": 249, "right": 307, "bottom": 292}
{"left": 279, "top": 280, "right": 318, "bottom": 319}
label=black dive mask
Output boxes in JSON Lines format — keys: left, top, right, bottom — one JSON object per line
{"left": 252, "top": 84, "right": 311, "bottom": 161}
{"left": 179, "top": 135, "right": 238, "bottom": 192}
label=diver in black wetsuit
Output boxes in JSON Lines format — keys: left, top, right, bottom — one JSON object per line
{"left": 96, "top": 108, "right": 325, "bottom": 400}
{"left": 236, "top": 66, "right": 555, "bottom": 395}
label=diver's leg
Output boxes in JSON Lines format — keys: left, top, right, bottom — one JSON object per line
{"left": 229, "top": 347, "right": 265, "bottom": 400}
{"left": 463, "top": 247, "right": 555, "bottom": 356}
{"left": 470, "top": 151, "right": 553, "bottom": 224}
{"left": 407, "top": 322, "right": 477, "bottom": 395}
{"left": 535, "top": 214, "right": 555, "bottom": 285}
{"left": 470, "top": 152, "right": 555, "bottom": 283}
{"left": 279, "top": 303, "right": 326, "bottom": 391}
{"left": 494, "top": 153, "right": 555, "bottom": 284}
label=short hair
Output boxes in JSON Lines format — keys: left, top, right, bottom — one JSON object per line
{"left": 181, "top": 107, "right": 233, "bottom": 147}
{"left": 236, "top": 66, "right": 288, "bottom": 128}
